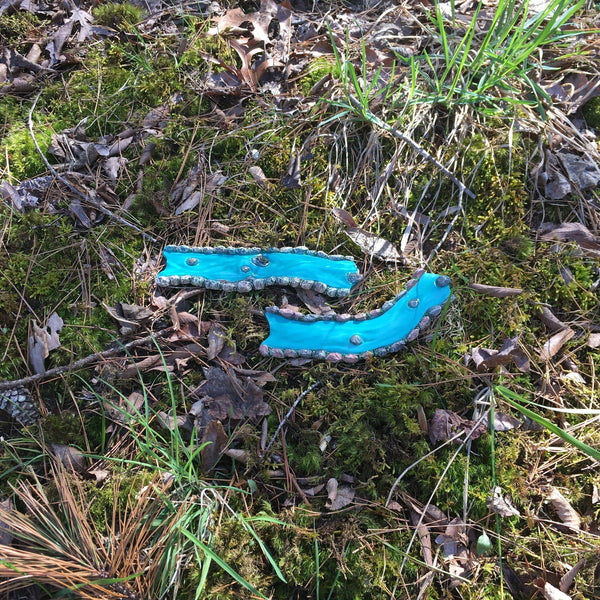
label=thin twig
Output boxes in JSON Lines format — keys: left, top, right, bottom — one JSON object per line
{"left": 348, "top": 95, "right": 476, "bottom": 200}
{"left": 263, "top": 381, "right": 322, "bottom": 455}
{"left": 0, "top": 287, "right": 208, "bottom": 391}
{"left": 0, "top": 328, "right": 175, "bottom": 392}
{"left": 27, "top": 90, "right": 158, "bottom": 243}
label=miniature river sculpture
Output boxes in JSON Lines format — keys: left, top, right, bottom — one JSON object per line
{"left": 259, "top": 269, "right": 451, "bottom": 362}
{"left": 156, "top": 245, "right": 362, "bottom": 297}
{"left": 156, "top": 247, "right": 451, "bottom": 362}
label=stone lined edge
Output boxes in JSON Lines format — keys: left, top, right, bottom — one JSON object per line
{"left": 155, "top": 245, "right": 362, "bottom": 297}
{"left": 258, "top": 270, "right": 451, "bottom": 362}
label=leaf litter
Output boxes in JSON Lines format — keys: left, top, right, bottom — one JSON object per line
{"left": 1, "top": 0, "right": 599, "bottom": 595}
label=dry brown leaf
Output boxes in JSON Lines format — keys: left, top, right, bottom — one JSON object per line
{"left": 207, "top": 322, "right": 227, "bottom": 361}
{"left": 326, "top": 484, "right": 355, "bottom": 511}
{"left": 487, "top": 486, "right": 521, "bottom": 518}
{"left": 539, "top": 328, "right": 575, "bottom": 362}
{"left": 218, "top": 345, "right": 246, "bottom": 365}
{"left": 281, "top": 151, "right": 301, "bottom": 188}
{"left": 345, "top": 228, "right": 404, "bottom": 262}
{"left": 434, "top": 517, "right": 466, "bottom": 557}
{"left": 543, "top": 151, "right": 573, "bottom": 199}
{"left": 174, "top": 171, "right": 226, "bottom": 216}
{"left": 559, "top": 558, "right": 585, "bottom": 593}
{"left": 142, "top": 103, "right": 171, "bottom": 130}
{"left": 27, "top": 321, "right": 49, "bottom": 375}
{"left": 104, "top": 391, "right": 145, "bottom": 426}
{"left": 27, "top": 312, "right": 64, "bottom": 375}
{"left": 483, "top": 411, "right": 522, "bottom": 432}
{"left": 468, "top": 337, "right": 530, "bottom": 373}
{"left": 534, "top": 579, "right": 572, "bottom": 600}
{"left": 587, "top": 333, "right": 600, "bottom": 348}
{"left": 331, "top": 207, "right": 358, "bottom": 228}
{"left": 209, "top": 7, "right": 270, "bottom": 44}
{"left": 301, "top": 483, "right": 325, "bottom": 497}
{"left": 50, "top": 444, "right": 87, "bottom": 474}
{"left": 201, "top": 420, "right": 228, "bottom": 472}
{"left": 119, "top": 343, "right": 205, "bottom": 378}
{"left": 549, "top": 486, "right": 580, "bottom": 531}
{"left": 539, "top": 222, "right": 600, "bottom": 256}
{"left": 325, "top": 478, "right": 338, "bottom": 506}
{"left": 45, "top": 5, "right": 94, "bottom": 66}
{"left": 193, "top": 366, "right": 271, "bottom": 422}
{"left": 558, "top": 153, "right": 600, "bottom": 191}
{"left": 223, "top": 448, "right": 248, "bottom": 463}
{"left": 538, "top": 306, "right": 568, "bottom": 332}
{"left": 89, "top": 469, "right": 110, "bottom": 484}
{"left": 249, "top": 165, "right": 268, "bottom": 189}
{"left": 468, "top": 283, "right": 523, "bottom": 297}
{"left": 104, "top": 302, "right": 152, "bottom": 335}
{"left": 429, "top": 409, "right": 486, "bottom": 445}
{"left": 409, "top": 509, "right": 433, "bottom": 566}
{"left": 296, "top": 288, "right": 335, "bottom": 315}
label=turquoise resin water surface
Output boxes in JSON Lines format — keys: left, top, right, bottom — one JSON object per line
{"left": 156, "top": 246, "right": 361, "bottom": 296}
{"left": 259, "top": 271, "right": 451, "bottom": 362}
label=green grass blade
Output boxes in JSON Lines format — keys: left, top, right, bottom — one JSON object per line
{"left": 238, "top": 515, "right": 287, "bottom": 582}
{"left": 495, "top": 386, "right": 600, "bottom": 461}
{"left": 181, "top": 528, "right": 267, "bottom": 599}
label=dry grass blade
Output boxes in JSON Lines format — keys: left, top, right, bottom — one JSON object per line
{"left": 0, "top": 547, "right": 121, "bottom": 599}
{"left": 0, "top": 459, "right": 194, "bottom": 599}
{"left": 0, "top": 471, "right": 126, "bottom": 598}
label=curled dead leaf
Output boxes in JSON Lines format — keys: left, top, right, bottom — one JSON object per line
{"left": 325, "top": 478, "right": 338, "bottom": 508}
{"left": 539, "top": 328, "right": 575, "bottom": 362}
{"left": 193, "top": 366, "right": 271, "bottom": 423}
{"left": 538, "top": 306, "right": 567, "bottom": 332}
{"left": 248, "top": 165, "right": 269, "bottom": 189}
{"left": 326, "top": 484, "right": 355, "bottom": 511}
{"left": 207, "top": 322, "right": 227, "bottom": 360}
{"left": 201, "top": 420, "right": 229, "bottom": 472}
{"left": 89, "top": 469, "right": 110, "bottom": 484}
{"left": 429, "top": 409, "right": 486, "bottom": 445}
{"left": 548, "top": 486, "right": 580, "bottom": 532}
{"left": 345, "top": 228, "right": 404, "bottom": 262}
{"left": 224, "top": 448, "right": 248, "bottom": 463}
{"left": 539, "top": 222, "right": 600, "bottom": 257}
{"left": 469, "top": 283, "right": 523, "bottom": 297}
{"left": 559, "top": 558, "right": 585, "bottom": 593}
{"left": 483, "top": 411, "right": 522, "bottom": 432}
{"left": 50, "top": 443, "right": 87, "bottom": 475}
{"left": 467, "top": 337, "right": 530, "bottom": 373}
{"left": 534, "top": 579, "right": 572, "bottom": 600}
{"left": 27, "top": 312, "right": 64, "bottom": 375}
{"left": 487, "top": 486, "right": 521, "bottom": 518}
{"left": 587, "top": 333, "right": 600, "bottom": 349}
{"left": 331, "top": 207, "right": 358, "bottom": 228}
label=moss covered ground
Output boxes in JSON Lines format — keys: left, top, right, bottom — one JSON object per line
{"left": 1, "top": 0, "right": 600, "bottom": 597}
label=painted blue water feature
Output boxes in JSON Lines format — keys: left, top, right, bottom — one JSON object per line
{"left": 156, "top": 245, "right": 362, "bottom": 297}
{"left": 259, "top": 270, "right": 451, "bottom": 362}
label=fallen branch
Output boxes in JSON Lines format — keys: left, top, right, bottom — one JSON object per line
{"left": 0, "top": 286, "right": 209, "bottom": 392}
{"left": 0, "top": 328, "right": 175, "bottom": 392}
